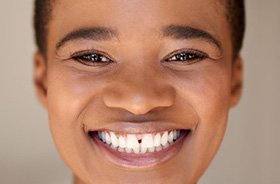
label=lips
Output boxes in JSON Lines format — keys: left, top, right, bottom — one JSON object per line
{"left": 88, "top": 129, "right": 191, "bottom": 167}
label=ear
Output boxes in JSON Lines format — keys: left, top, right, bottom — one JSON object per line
{"left": 230, "top": 56, "right": 243, "bottom": 107}
{"left": 33, "top": 52, "right": 48, "bottom": 108}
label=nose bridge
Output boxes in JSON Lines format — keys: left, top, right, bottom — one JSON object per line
{"left": 102, "top": 67, "right": 175, "bottom": 115}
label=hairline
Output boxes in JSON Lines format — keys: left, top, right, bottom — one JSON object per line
{"left": 35, "top": 0, "right": 244, "bottom": 60}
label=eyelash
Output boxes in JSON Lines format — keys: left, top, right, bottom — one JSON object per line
{"left": 71, "top": 49, "right": 208, "bottom": 66}
{"left": 164, "top": 50, "right": 208, "bottom": 64}
{"left": 71, "top": 50, "right": 113, "bottom": 66}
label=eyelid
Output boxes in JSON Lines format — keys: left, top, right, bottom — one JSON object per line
{"left": 70, "top": 49, "right": 114, "bottom": 61}
{"left": 162, "top": 48, "right": 209, "bottom": 62}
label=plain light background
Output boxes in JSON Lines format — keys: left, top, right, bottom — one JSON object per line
{"left": 1, "top": 1, "right": 279, "bottom": 183}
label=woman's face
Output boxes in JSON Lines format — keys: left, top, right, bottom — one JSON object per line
{"left": 34, "top": 0, "right": 242, "bottom": 183}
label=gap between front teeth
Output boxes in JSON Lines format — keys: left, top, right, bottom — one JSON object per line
{"left": 97, "top": 130, "right": 181, "bottom": 154}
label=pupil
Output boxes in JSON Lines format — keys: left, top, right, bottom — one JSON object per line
{"left": 89, "top": 54, "right": 98, "bottom": 61}
{"left": 81, "top": 54, "right": 103, "bottom": 62}
{"left": 177, "top": 53, "right": 195, "bottom": 61}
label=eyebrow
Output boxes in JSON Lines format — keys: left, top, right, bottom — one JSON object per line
{"left": 162, "top": 25, "right": 222, "bottom": 51}
{"left": 56, "top": 25, "right": 222, "bottom": 52}
{"left": 56, "top": 27, "right": 118, "bottom": 50}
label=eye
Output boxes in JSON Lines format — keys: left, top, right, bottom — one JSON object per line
{"left": 72, "top": 51, "right": 113, "bottom": 66}
{"left": 165, "top": 50, "right": 208, "bottom": 64}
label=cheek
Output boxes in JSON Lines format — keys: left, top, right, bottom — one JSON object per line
{"left": 47, "top": 66, "right": 104, "bottom": 125}
{"left": 46, "top": 66, "right": 103, "bottom": 166}
{"left": 180, "top": 65, "right": 232, "bottom": 126}
{"left": 173, "top": 65, "right": 232, "bottom": 177}
{"left": 195, "top": 73, "right": 231, "bottom": 125}
{"left": 190, "top": 69, "right": 231, "bottom": 144}
{"left": 186, "top": 71, "right": 232, "bottom": 146}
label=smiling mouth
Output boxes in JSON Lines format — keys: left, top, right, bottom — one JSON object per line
{"left": 88, "top": 129, "right": 191, "bottom": 167}
{"left": 90, "top": 130, "right": 186, "bottom": 154}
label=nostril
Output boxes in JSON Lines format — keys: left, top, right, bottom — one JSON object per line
{"left": 103, "top": 95, "right": 174, "bottom": 115}
{"left": 102, "top": 83, "right": 175, "bottom": 115}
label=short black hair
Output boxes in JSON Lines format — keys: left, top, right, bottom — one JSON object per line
{"left": 34, "top": 0, "right": 245, "bottom": 59}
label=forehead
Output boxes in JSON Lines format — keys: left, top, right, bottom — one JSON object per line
{"left": 50, "top": 0, "right": 227, "bottom": 33}
{"left": 48, "top": 0, "right": 231, "bottom": 56}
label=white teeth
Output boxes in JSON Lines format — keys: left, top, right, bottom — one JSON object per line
{"left": 118, "top": 147, "right": 125, "bottom": 152}
{"left": 99, "top": 131, "right": 105, "bottom": 142}
{"left": 97, "top": 130, "right": 183, "bottom": 154}
{"left": 141, "top": 134, "right": 153, "bottom": 154}
{"left": 156, "top": 146, "right": 162, "bottom": 152}
{"left": 110, "top": 132, "right": 119, "bottom": 148}
{"left": 148, "top": 147, "right": 155, "bottom": 153}
{"left": 126, "top": 134, "right": 139, "bottom": 149}
{"left": 110, "top": 144, "right": 117, "bottom": 150}
{"left": 125, "top": 147, "right": 132, "bottom": 153}
{"left": 161, "top": 131, "right": 168, "bottom": 146}
{"left": 168, "top": 131, "right": 174, "bottom": 143}
{"left": 140, "top": 146, "right": 147, "bottom": 154}
{"left": 172, "top": 130, "right": 177, "bottom": 140}
{"left": 141, "top": 134, "right": 154, "bottom": 153}
{"left": 154, "top": 133, "right": 161, "bottom": 147}
{"left": 105, "top": 132, "right": 111, "bottom": 145}
{"left": 141, "top": 134, "right": 154, "bottom": 148}
{"left": 133, "top": 146, "right": 140, "bottom": 154}
{"left": 163, "top": 142, "right": 170, "bottom": 149}
{"left": 118, "top": 136, "right": 126, "bottom": 148}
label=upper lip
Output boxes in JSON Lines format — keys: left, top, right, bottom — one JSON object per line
{"left": 85, "top": 121, "right": 196, "bottom": 134}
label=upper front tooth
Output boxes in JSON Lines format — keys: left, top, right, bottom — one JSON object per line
{"left": 118, "top": 135, "right": 127, "bottom": 148}
{"left": 161, "top": 131, "right": 168, "bottom": 146}
{"left": 126, "top": 134, "right": 139, "bottom": 148}
{"left": 141, "top": 134, "right": 153, "bottom": 148}
{"left": 110, "top": 132, "right": 119, "bottom": 148}
{"left": 154, "top": 133, "right": 161, "bottom": 147}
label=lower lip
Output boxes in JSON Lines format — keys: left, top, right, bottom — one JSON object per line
{"left": 90, "top": 130, "right": 190, "bottom": 168}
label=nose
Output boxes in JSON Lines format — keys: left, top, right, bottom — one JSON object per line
{"left": 102, "top": 73, "right": 175, "bottom": 115}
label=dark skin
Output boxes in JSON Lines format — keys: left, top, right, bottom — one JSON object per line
{"left": 34, "top": 0, "right": 243, "bottom": 183}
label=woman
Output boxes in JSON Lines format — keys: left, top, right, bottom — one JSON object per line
{"left": 33, "top": 0, "right": 245, "bottom": 183}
